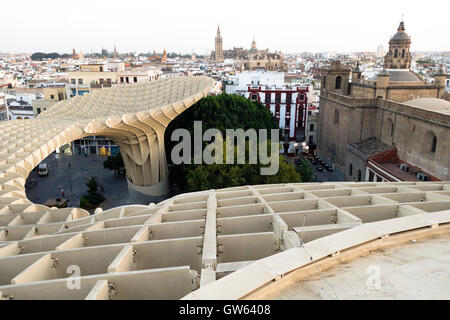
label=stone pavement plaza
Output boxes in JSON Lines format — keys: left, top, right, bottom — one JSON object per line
{"left": 25, "top": 154, "right": 134, "bottom": 211}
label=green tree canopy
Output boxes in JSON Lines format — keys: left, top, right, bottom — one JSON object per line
{"left": 296, "top": 160, "right": 314, "bottom": 182}
{"left": 165, "top": 93, "right": 281, "bottom": 155}
{"left": 85, "top": 177, "right": 98, "bottom": 201}
{"left": 165, "top": 94, "right": 301, "bottom": 192}
{"left": 30, "top": 52, "right": 64, "bottom": 61}
{"left": 103, "top": 153, "right": 124, "bottom": 174}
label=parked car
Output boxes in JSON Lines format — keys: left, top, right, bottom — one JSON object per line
{"left": 325, "top": 165, "right": 333, "bottom": 172}
{"left": 37, "top": 163, "right": 48, "bottom": 176}
{"left": 317, "top": 166, "right": 324, "bottom": 172}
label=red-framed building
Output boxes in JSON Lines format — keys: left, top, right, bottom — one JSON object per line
{"left": 247, "top": 85, "right": 309, "bottom": 146}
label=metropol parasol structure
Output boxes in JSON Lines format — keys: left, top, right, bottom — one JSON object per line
{"left": 0, "top": 76, "right": 449, "bottom": 300}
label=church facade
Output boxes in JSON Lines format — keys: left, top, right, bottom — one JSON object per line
{"left": 212, "top": 27, "right": 287, "bottom": 71}
{"left": 317, "top": 22, "right": 449, "bottom": 182}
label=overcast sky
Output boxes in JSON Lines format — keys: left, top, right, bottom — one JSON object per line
{"left": 2, "top": 0, "right": 449, "bottom": 54}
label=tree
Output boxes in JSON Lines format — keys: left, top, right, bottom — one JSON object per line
{"left": 296, "top": 160, "right": 314, "bottom": 182}
{"left": 85, "top": 177, "right": 98, "bottom": 201}
{"left": 30, "top": 52, "right": 65, "bottom": 61}
{"left": 101, "top": 48, "right": 110, "bottom": 57}
{"left": 165, "top": 94, "right": 300, "bottom": 192}
{"left": 80, "top": 177, "right": 105, "bottom": 210}
{"left": 103, "top": 153, "right": 124, "bottom": 175}
{"left": 165, "top": 93, "right": 281, "bottom": 155}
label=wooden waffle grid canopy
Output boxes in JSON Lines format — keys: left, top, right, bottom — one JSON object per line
{"left": 0, "top": 76, "right": 215, "bottom": 210}
{"left": 0, "top": 181, "right": 449, "bottom": 299}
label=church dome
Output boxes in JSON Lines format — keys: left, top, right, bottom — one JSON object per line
{"left": 392, "top": 31, "right": 409, "bottom": 40}
{"left": 391, "top": 21, "right": 410, "bottom": 41}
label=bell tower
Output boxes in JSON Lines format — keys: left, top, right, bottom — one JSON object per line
{"left": 320, "top": 61, "right": 350, "bottom": 95}
{"left": 384, "top": 21, "right": 411, "bottom": 69}
{"left": 215, "top": 25, "right": 224, "bottom": 63}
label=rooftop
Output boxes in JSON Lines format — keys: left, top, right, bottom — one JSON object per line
{"left": 369, "top": 148, "right": 438, "bottom": 182}
{"left": 271, "top": 233, "right": 450, "bottom": 299}
{"left": 371, "top": 69, "right": 424, "bottom": 82}
{"left": 351, "top": 137, "right": 391, "bottom": 157}
{"left": 403, "top": 98, "right": 450, "bottom": 115}
{"left": 378, "top": 162, "right": 428, "bottom": 182}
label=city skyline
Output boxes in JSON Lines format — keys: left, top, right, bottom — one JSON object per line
{"left": 1, "top": 0, "right": 449, "bottom": 54}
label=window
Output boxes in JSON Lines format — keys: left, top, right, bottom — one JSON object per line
{"left": 424, "top": 131, "right": 437, "bottom": 154}
{"left": 134, "top": 77, "right": 138, "bottom": 83}
{"left": 394, "top": 49, "right": 398, "bottom": 58}
{"left": 335, "top": 76, "right": 342, "bottom": 90}
{"left": 107, "top": 79, "right": 112, "bottom": 85}
{"left": 99, "top": 79, "right": 104, "bottom": 85}
{"left": 58, "top": 92, "right": 64, "bottom": 100}
{"left": 358, "top": 170, "right": 362, "bottom": 182}
{"left": 402, "top": 49, "right": 405, "bottom": 58}
{"left": 323, "top": 76, "right": 326, "bottom": 87}
{"left": 309, "top": 135, "right": 313, "bottom": 144}
{"left": 286, "top": 93, "right": 292, "bottom": 104}
{"left": 310, "top": 124, "right": 314, "bottom": 132}
{"left": 369, "top": 170, "right": 375, "bottom": 182}
{"left": 431, "top": 136, "right": 437, "bottom": 153}
{"left": 275, "top": 93, "right": 281, "bottom": 103}
{"left": 78, "top": 79, "right": 83, "bottom": 84}
{"left": 126, "top": 77, "right": 129, "bottom": 83}
{"left": 334, "top": 109, "right": 339, "bottom": 124}
{"left": 349, "top": 163, "right": 353, "bottom": 176}
{"left": 99, "top": 67, "right": 103, "bottom": 72}
{"left": 71, "top": 79, "right": 76, "bottom": 84}
{"left": 250, "top": 94, "right": 258, "bottom": 101}
{"left": 37, "top": 108, "right": 41, "bottom": 114}
{"left": 299, "top": 94, "right": 305, "bottom": 101}
{"left": 50, "top": 94, "right": 54, "bottom": 100}
{"left": 382, "top": 118, "right": 394, "bottom": 143}
{"left": 265, "top": 92, "right": 271, "bottom": 103}
{"left": 120, "top": 77, "right": 124, "bottom": 83}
